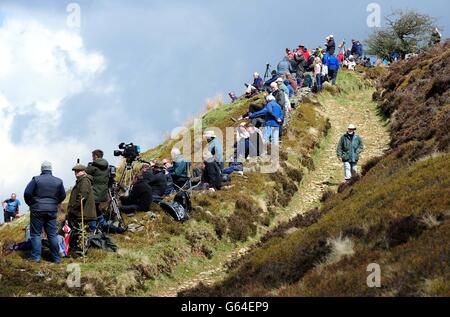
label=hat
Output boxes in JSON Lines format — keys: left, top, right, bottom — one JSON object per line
{"left": 204, "top": 130, "right": 217, "bottom": 138}
{"left": 348, "top": 124, "right": 357, "bottom": 130}
{"left": 276, "top": 77, "right": 283, "bottom": 83}
{"left": 41, "top": 161, "right": 52, "bottom": 172}
{"left": 329, "top": 34, "right": 334, "bottom": 38}
{"left": 72, "top": 164, "right": 86, "bottom": 171}
{"left": 298, "top": 43, "right": 305, "bottom": 48}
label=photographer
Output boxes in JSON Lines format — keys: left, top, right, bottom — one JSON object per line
{"left": 119, "top": 174, "right": 153, "bottom": 214}
{"left": 143, "top": 162, "right": 168, "bottom": 203}
{"left": 86, "top": 150, "right": 109, "bottom": 221}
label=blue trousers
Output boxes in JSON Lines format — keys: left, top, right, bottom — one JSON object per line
{"left": 316, "top": 74, "right": 322, "bottom": 91}
{"left": 264, "top": 126, "right": 280, "bottom": 145}
{"left": 30, "top": 211, "right": 60, "bottom": 263}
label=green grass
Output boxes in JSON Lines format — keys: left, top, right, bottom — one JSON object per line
{"left": 0, "top": 83, "right": 330, "bottom": 296}
{"left": 181, "top": 48, "right": 450, "bottom": 297}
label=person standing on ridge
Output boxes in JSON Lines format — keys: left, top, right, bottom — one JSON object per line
{"left": 326, "top": 50, "right": 340, "bottom": 85}
{"left": 67, "top": 164, "right": 98, "bottom": 235}
{"left": 24, "top": 161, "right": 66, "bottom": 263}
{"left": 86, "top": 149, "right": 109, "bottom": 229}
{"left": 325, "top": 35, "right": 336, "bottom": 53}
{"left": 337, "top": 124, "right": 365, "bottom": 182}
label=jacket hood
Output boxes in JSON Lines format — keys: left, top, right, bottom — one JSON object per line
{"left": 92, "top": 158, "right": 109, "bottom": 170}
{"left": 77, "top": 174, "right": 94, "bottom": 183}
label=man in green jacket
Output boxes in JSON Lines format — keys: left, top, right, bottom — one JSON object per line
{"left": 68, "top": 164, "right": 98, "bottom": 233}
{"left": 337, "top": 124, "right": 364, "bottom": 182}
{"left": 86, "top": 149, "right": 109, "bottom": 219}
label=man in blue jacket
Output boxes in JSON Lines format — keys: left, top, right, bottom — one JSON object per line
{"left": 326, "top": 51, "right": 340, "bottom": 85}
{"left": 2, "top": 193, "right": 21, "bottom": 223}
{"left": 249, "top": 95, "right": 284, "bottom": 146}
{"left": 24, "top": 161, "right": 66, "bottom": 263}
{"left": 351, "top": 39, "right": 363, "bottom": 59}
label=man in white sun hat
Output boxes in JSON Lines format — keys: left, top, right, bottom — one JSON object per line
{"left": 204, "top": 130, "right": 224, "bottom": 170}
{"left": 336, "top": 124, "right": 364, "bottom": 182}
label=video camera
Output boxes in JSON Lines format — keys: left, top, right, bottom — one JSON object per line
{"left": 108, "top": 165, "right": 117, "bottom": 188}
{"left": 114, "top": 142, "right": 141, "bottom": 165}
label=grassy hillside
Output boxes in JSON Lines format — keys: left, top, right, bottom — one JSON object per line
{"left": 181, "top": 42, "right": 450, "bottom": 297}
{"left": 0, "top": 79, "right": 331, "bottom": 296}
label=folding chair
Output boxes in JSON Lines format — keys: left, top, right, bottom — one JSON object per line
{"left": 173, "top": 162, "right": 202, "bottom": 193}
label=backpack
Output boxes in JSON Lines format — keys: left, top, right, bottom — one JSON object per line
{"left": 160, "top": 201, "right": 190, "bottom": 222}
{"left": 174, "top": 191, "right": 192, "bottom": 213}
{"left": 305, "top": 56, "right": 315, "bottom": 71}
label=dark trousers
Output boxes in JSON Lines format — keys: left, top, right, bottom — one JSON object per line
{"left": 30, "top": 211, "right": 60, "bottom": 263}
{"left": 152, "top": 194, "right": 163, "bottom": 204}
{"left": 329, "top": 69, "right": 338, "bottom": 85}
{"left": 119, "top": 204, "right": 140, "bottom": 214}
{"left": 4, "top": 211, "right": 16, "bottom": 223}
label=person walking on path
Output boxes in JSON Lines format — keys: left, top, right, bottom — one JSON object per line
{"left": 337, "top": 124, "right": 364, "bottom": 182}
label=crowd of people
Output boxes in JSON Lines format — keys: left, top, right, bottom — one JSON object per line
{"left": 234, "top": 36, "right": 369, "bottom": 103}
{"left": 1, "top": 33, "right": 375, "bottom": 263}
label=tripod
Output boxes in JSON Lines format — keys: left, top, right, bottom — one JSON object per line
{"left": 264, "top": 63, "right": 271, "bottom": 81}
{"left": 106, "top": 185, "right": 126, "bottom": 232}
{"left": 117, "top": 163, "right": 136, "bottom": 195}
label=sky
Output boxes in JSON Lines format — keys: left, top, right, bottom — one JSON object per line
{"left": 0, "top": 0, "right": 448, "bottom": 219}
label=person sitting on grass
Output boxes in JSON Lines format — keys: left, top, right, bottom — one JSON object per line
{"left": 284, "top": 79, "right": 295, "bottom": 97}
{"left": 263, "top": 70, "right": 279, "bottom": 90}
{"left": 2, "top": 193, "right": 21, "bottom": 223}
{"left": 143, "top": 162, "right": 168, "bottom": 203}
{"left": 170, "top": 148, "right": 189, "bottom": 188}
{"left": 252, "top": 72, "right": 264, "bottom": 91}
{"left": 244, "top": 83, "right": 258, "bottom": 98}
{"left": 119, "top": 173, "right": 153, "bottom": 215}
{"left": 228, "top": 91, "right": 238, "bottom": 103}
{"left": 202, "top": 151, "right": 223, "bottom": 191}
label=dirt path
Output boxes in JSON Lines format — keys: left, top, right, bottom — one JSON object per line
{"left": 154, "top": 75, "right": 391, "bottom": 297}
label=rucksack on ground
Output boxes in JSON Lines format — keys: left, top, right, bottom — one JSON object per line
{"left": 174, "top": 191, "right": 192, "bottom": 213}
{"left": 160, "top": 201, "right": 190, "bottom": 222}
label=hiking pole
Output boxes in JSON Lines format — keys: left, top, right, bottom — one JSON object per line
{"left": 80, "top": 197, "right": 86, "bottom": 264}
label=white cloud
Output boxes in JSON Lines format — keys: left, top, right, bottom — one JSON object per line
{"left": 0, "top": 16, "right": 108, "bottom": 212}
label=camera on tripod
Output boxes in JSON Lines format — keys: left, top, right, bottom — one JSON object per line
{"left": 114, "top": 142, "right": 141, "bottom": 165}
{"left": 108, "top": 165, "right": 117, "bottom": 188}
